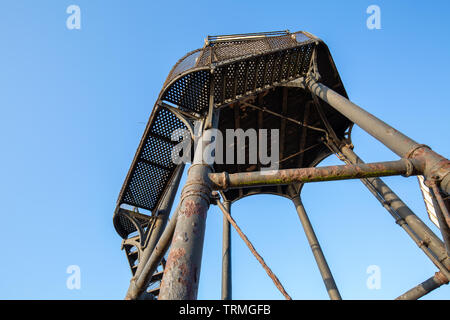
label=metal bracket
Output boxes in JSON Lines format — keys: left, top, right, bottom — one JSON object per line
{"left": 306, "top": 46, "right": 321, "bottom": 83}
{"left": 281, "top": 77, "right": 305, "bottom": 89}
{"left": 210, "top": 191, "right": 220, "bottom": 205}
{"left": 405, "top": 144, "right": 431, "bottom": 160}
{"left": 401, "top": 159, "right": 415, "bottom": 177}
{"left": 159, "top": 102, "right": 196, "bottom": 139}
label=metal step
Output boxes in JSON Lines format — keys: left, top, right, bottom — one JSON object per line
{"left": 151, "top": 271, "right": 164, "bottom": 282}
{"left": 148, "top": 287, "right": 160, "bottom": 296}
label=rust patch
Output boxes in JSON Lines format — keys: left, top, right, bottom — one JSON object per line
{"left": 177, "top": 263, "right": 189, "bottom": 285}
{"left": 435, "top": 271, "right": 449, "bottom": 285}
{"left": 180, "top": 200, "right": 208, "bottom": 219}
{"left": 165, "top": 247, "right": 186, "bottom": 273}
{"left": 162, "top": 247, "right": 198, "bottom": 299}
{"left": 176, "top": 262, "right": 195, "bottom": 299}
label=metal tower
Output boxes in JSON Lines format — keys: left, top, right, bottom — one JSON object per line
{"left": 113, "top": 30, "right": 450, "bottom": 300}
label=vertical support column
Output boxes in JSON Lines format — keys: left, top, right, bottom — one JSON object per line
{"left": 159, "top": 105, "right": 219, "bottom": 300}
{"left": 291, "top": 194, "right": 342, "bottom": 300}
{"left": 221, "top": 200, "right": 232, "bottom": 300}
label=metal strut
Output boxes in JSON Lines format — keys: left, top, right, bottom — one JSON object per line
{"left": 124, "top": 164, "right": 185, "bottom": 300}
{"left": 288, "top": 189, "right": 342, "bottom": 300}
{"left": 209, "top": 159, "right": 421, "bottom": 190}
{"left": 331, "top": 144, "right": 450, "bottom": 298}
{"left": 305, "top": 77, "right": 450, "bottom": 195}
{"left": 221, "top": 200, "right": 232, "bottom": 300}
{"left": 336, "top": 145, "right": 450, "bottom": 263}
{"left": 125, "top": 206, "right": 181, "bottom": 300}
{"left": 396, "top": 271, "right": 449, "bottom": 300}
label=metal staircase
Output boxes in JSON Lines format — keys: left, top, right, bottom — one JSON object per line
{"left": 116, "top": 207, "right": 168, "bottom": 299}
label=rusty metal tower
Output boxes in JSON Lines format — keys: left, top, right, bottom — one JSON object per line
{"left": 113, "top": 30, "right": 450, "bottom": 300}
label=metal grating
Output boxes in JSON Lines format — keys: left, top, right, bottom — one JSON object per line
{"left": 161, "top": 31, "right": 316, "bottom": 113}
{"left": 162, "top": 44, "right": 316, "bottom": 112}
{"left": 163, "top": 31, "right": 313, "bottom": 86}
{"left": 116, "top": 214, "right": 139, "bottom": 238}
{"left": 113, "top": 208, "right": 153, "bottom": 239}
{"left": 122, "top": 162, "right": 172, "bottom": 209}
{"left": 118, "top": 106, "right": 187, "bottom": 212}
{"left": 162, "top": 70, "right": 211, "bottom": 114}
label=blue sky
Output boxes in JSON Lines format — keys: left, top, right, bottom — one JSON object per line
{"left": 0, "top": 0, "right": 449, "bottom": 299}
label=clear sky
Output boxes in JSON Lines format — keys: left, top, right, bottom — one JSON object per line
{"left": 0, "top": 0, "right": 449, "bottom": 300}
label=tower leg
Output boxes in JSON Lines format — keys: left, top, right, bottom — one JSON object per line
{"left": 158, "top": 163, "right": 211, "bottom": 299}
{"left": 339, "top": 145, "right": 450, "bottom": 269}
{"left": 396, "top": 271, "right": 448, "bottom": 300}
{"left": 159, "top": 108, "right": 219, "bottom": 300}
{"left": 221, "top": 200, "right": 232, "bottom": 300}
{"left": 290, "top": 193, "right": 342, "bottom": 300}
{"left": 306, "top": 78, "right": 450, "bottom": 194}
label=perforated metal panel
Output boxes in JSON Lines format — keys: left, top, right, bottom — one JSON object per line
{"left": 162, "top": 35, "right": 316, "bottom": 113}
{"left": 118, "top": 106, "right": 187, "bottom": 212}
{"left": 162, "top": 70, "right": 211, "bottom": 114}
{"left": 113, "top": 208, "right": 153, "bottom": 239}
{"left": 115, "top": 214, "right": 138, "bottom": 238}
{"left": 211, "top": 43, "right": 315, "bottom": 107}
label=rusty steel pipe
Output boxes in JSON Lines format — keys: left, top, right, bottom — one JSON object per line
{"left": 158, "top": 108, "right": 219, "bottom": 300}
{"left": 158, "top": 165, "right": 212, "bottom": 300}
{"left": 306, "top": 78, "right": 450, "bottom": 195}
{"left": 340, "top": 146, "right": 450, "bottom": 269}
{"left": 209, "top": 159, "right": 420, "bottom": 190}
{"left": 291, "top": 195, "right": 342, "bottom": 300}
{"left": 396, "top": 271, "right": 448, "bottom": 300}
{"left": 221, "top": 201, "right": 232, "bottom": 300}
